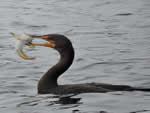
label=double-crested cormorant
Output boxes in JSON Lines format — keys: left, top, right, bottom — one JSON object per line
{"left": 17, "top": 34, "right": 150, "bottom": 94}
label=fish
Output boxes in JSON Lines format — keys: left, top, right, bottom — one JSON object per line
{"left": 10, "top": 32, "right": 36, "bottom": 60}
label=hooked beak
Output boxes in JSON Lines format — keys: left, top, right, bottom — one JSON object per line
{"left": 29, "top": 35, "right": 55, "bottom": 48}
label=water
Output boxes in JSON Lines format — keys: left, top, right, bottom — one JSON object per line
{"left": 0, "top": 0, "right": 150, "bottom": 113}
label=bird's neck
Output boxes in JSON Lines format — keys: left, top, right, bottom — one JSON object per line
{"left": 38, "top": 45, "right": 74, "bottom": 93}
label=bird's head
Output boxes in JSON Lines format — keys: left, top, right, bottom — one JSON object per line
{"left": 31, "top": 34, "right": 72, "bottom": 53}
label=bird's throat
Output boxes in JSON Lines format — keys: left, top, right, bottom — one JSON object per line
{"left": 38, "top": 45, "right": 74, "bottom": 93}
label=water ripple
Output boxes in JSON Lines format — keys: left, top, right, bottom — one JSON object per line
{"left": 115, "top": 13, "right": 133, "bottom": 16}
{"left": 26, "top": 25, "right": 48, "bottom": 29}
{"left": 78, "top": 61, "right": 135, "bottom": 71}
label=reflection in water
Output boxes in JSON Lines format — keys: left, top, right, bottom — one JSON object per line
{"left": 17, "top": 94, "right": 81, "bottom": 107}
{"left": 55, "top": 95, "right": 81, "bottom": 105}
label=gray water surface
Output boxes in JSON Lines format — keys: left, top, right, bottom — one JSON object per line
{"left": 0, "top": 0, "right": 150, "bottom": 113}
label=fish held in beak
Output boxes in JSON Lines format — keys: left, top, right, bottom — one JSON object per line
{"left": 11, "top": 32, "right": 36, "bottom": 60}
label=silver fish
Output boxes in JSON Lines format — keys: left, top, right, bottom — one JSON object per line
{"left": 11, "top": 32, "right": 36, "bottom": 60}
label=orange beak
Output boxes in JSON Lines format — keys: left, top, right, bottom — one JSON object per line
{"left": 31, "top": 35, "right": 55, "bottom": 48}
